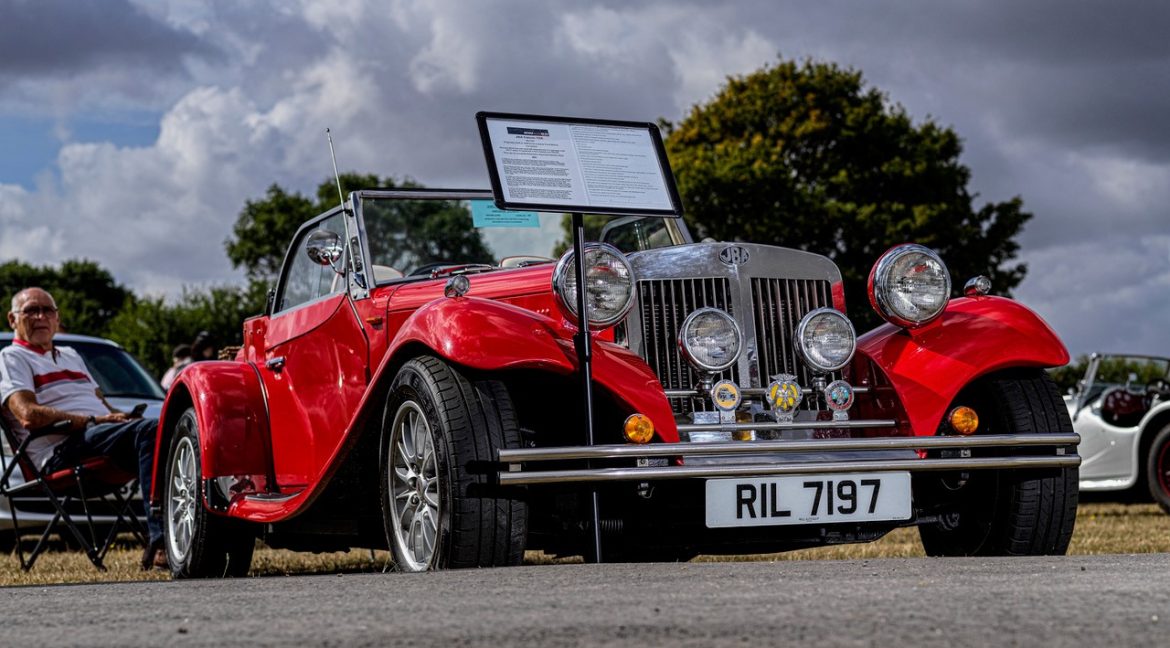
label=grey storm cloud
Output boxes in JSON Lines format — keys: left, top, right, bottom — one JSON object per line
{"left": 0, "top": 0, "right": 217, "bottom": 79}
{"left": 0, "top": 0, "right": 1166, "bottom": 359}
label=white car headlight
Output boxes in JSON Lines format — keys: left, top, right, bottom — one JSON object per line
{"left": 868, "top": 243, "right": 952, "bottom": 328}
{"left": 552, "top": 243, "right": 636, "bottom": 328}
{"left": 795, "top": 308, "right": 856, "bottom": 373}
{"left": 678, "top": 308, "right": 742, "bottom": 373}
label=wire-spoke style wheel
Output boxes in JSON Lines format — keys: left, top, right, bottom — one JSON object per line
{"left": 916, "top": 369, "right": 1079, "bottom": 556}
{"left": 380, "top": 356, "right": 527, "bottom": 572}
{"left": 165, "top": 408, "right": 256, "bottom": 579}
{"left": 1146, "top": 424, "right": 1170, "bottom": 515}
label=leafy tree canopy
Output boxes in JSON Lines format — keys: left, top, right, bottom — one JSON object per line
{"left": 225, "top": 172, "right": 387, "bottom": 282}
{"left": 0, "top": 259, "right": 132, "bottom": 337}
{"left": 105, "top": 280, "right": 268, "bottom": 376}
{"left": 363, "top": 198, "right": 494, "bottom": 272}
{"left": 227, "top": 173, "right": 493, "bottom": 281}
{"left": 665, "top": 58, "right": 1032, "bottom": 330}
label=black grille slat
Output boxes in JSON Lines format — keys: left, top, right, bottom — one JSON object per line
{"left": 752, "top": 278, "right": 837, "bottom": 411}
{"left": 638, "top": 278, "right": 734, "bottom": 414}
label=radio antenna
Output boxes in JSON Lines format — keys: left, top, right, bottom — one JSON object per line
{"left": 325, "top": 128, "right": 345, "bottom": 211}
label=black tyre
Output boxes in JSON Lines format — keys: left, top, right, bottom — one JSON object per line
{"left": 1145, "top": 424, "right": 1170, "bottom": 515}
{"left": 917, "top": 369, "right": 1078, "bottom": 556}
{"left": 165, "top": 408, "right": 255, "bottom": 578}
{"left": 380, "top": 356, "right": 527, "bottom": 571}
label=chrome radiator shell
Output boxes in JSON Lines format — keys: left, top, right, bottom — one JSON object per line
{"left": 625, "top": 243, "right": 843, "bottom": 414}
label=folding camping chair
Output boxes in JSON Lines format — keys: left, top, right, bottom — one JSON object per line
{"left": 0, "top": 417, "right": 146, "bottom": 571}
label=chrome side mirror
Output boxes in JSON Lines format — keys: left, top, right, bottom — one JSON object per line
{"left": 306, "top": 229, "right": 344, "bottom": 272}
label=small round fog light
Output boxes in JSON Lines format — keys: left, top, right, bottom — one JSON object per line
{"left": 948, "top": 406, "right": 979, "bottom": 435}
{"left": 623, "top": 413, "right": 655, "bottom": 444}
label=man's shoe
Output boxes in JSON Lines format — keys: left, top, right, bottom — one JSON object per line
{"left": 141, "top": 539, "right": 167, "bottom": 571}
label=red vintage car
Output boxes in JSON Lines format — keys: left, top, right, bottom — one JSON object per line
{"left": 152, "top": 188, "right": 1079, "bottom": 577}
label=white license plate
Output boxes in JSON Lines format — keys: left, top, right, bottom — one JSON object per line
{"left": 704, "top": 472, "right": 912, "bottom": 528}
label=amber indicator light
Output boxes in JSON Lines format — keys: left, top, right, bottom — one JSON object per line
{"left": 623, "top": 413, "right": 655, "bottom": 444}
{"left": 948, "top": 406, "right": 979, "bottom": 435}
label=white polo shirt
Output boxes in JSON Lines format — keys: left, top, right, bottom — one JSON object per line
{"left": 0, "top": 340, "right": 108, "bottom": 469}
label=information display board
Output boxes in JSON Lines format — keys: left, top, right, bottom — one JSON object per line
{"left": 476, "top": 112, "right": 683, "bottom": 218}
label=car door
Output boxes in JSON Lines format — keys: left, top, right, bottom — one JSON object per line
{"left": 1073, "top": 395, "right": 1122, "bottom": 481}
{"left": 260, "top": 210, "right": 370, "bottom": 491}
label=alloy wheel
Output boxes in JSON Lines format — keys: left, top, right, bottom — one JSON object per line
{"left": 388, "top": 400, "right": 440, "bottom": 571}
{"left": 168, "top": 433, "right": 198, "bottom": 564}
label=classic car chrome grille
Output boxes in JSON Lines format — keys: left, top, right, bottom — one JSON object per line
{"left": 636, "top": 276, "right": 835, "bottom": 415}
{"left": 638, "top": 278, "right": 735, "bottom": 410}
{"left": 751, "top": 278, "right": 835, "bottom": 389}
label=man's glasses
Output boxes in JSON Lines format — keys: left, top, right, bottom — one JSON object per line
{"left": 16, "top": 306, "right": 58, "bottom": 318}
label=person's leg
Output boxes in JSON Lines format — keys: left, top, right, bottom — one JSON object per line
{"left": 76, "top": 419, "right": 163, "bottom": 544}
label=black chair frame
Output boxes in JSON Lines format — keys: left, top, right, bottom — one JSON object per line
{"left": 0, "top": 420, "right": 147, "bottom": 571}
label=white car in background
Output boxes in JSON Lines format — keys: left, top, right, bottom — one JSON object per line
{"left": 0, "top": 332, "right": 165, "bottom": 540}
{"left": 1066, "top": 353, "right": 1170, "bottom": 513}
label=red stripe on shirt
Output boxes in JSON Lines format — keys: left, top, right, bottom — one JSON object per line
{"left": 32, "top": 369, "right": 90, "bottom": 389}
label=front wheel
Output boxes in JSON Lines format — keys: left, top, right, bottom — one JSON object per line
{"left": 1145, "top": 424, "right": 1170, "bottom": 515}
{"left": 917, "top": 370, "right": 1079, "bottom": 556}
{"left": 380, "top": 356, "right": 527, "bottom": 571}
{"left": 165, "top": 408, "right": 255, "bottom": 578}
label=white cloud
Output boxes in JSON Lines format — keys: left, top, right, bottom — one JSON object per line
{"left": 1, "top": 0, "right": 1167, "bottom": 365}
{"left": 558, "top": 5, "right": 776, "bottom": 114}
{"left": 1078, "top": 154, "right": 1170, "bottom": 212}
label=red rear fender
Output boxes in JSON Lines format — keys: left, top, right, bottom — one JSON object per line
{"left": 856, "top": 295, "right": 1069, "bottom": 437}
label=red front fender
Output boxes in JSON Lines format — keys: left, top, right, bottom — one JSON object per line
{"left": 856, "top": 295, "right": 1069, "bottom": 437}
{"left": 149, "top": 361, "right": 272, "bottom": 505}
{"left": 376, "top": 296, "right": 678, "bottom": 441}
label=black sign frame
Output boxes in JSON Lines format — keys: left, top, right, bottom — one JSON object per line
{"left": 476, "top": 111, "right": 684, "bottom": 219}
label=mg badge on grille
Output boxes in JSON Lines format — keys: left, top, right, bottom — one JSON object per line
{"left": 719, "top": 245, "right": 750, "bottom": 267}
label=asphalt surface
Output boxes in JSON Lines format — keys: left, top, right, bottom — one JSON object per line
{"left": 5, "top": 554, "right": 1168, "bottom": 646}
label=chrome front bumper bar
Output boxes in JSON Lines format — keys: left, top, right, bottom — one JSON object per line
{"left": 497, "top": 433, "right": 1081, "bottom": 486}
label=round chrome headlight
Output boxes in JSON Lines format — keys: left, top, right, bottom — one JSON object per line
{"left": 868, "top": 243, "right": 951, "bottom": 328}
{"left": 795, "top": 308, "right": 856, "bottom": 373}
{"left": 552, "top": 243, "right": 636, "bottom": 328}
{"left": 678, "top": 308, "right": 742, "bottom": 372}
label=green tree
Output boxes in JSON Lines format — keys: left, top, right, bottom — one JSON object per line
{"left": 225, "top": 184, "right": 316, "bottom": 282}
{"left": 0, "top": 259, "right": 132, "bottom": 337}
{"left": 226, "top": 173, "right": 396, "bottom": 282}
{"left": 665, "top": 58, "right": 1031, "bottom": 330}
{"left": 105, "top": 281, "right": 268, "bottom": 377}
{"left": 362, "top": 197, "right": 494, "bottom": 270}
{"left": 227, "top": 173, "right": 493, "bottom": 280}
{"left": 1048, "top": 355, "right": 1089, "bottom": 394}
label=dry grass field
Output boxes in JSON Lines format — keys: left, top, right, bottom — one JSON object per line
{"left": 2, "top": 502, "right": 1167, "bottom": 587}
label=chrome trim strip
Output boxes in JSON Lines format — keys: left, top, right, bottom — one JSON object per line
{"left": 498, "top": 433, "right": 1080, "bottom": 463}
{"left": 498, "top": 455, "right": 1082, "bottom": 485}
{"left": 242, "top": 492, "right": 302, "bottom": 502}
{"left": 679, "top": 419, "right": 897, "bottom": 433}
{"left": 664, "top": 386, "right": 870, "bottom": 398}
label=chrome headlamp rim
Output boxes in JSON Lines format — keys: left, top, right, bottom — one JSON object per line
{"left": 677, "top": 307, "right": 743, "bottom": 373}
{"left": 551, "top": 242, "right": 636, "bottom": 329}
{"left": 868, "top": 243, "right": 952, "bottom": 329}
{"left": 794, "top": 307, "right": 857, "bottom": 373}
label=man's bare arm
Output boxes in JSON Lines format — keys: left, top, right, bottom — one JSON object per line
{"left": 6, "top": 391, "right": 128, "bottom": 432}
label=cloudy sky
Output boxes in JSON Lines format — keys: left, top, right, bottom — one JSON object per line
{"left": 0, "top": 0, "right": 1167, "bottom": 360}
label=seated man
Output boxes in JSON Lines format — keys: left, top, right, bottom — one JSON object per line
{"left": 0, "top": 287, "right": 165, "bottom": 569}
